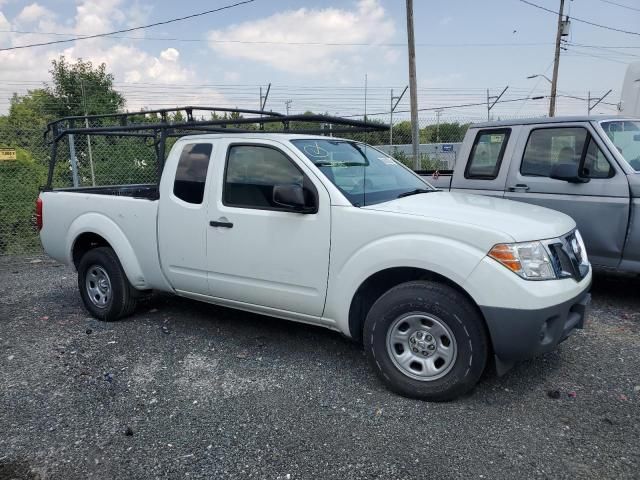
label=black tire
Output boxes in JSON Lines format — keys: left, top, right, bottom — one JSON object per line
{"left": 77, "top": 247, "right": 138, "bottom": 321}
{"left": 363, "top": 280, "right": 488, "bottom": 401}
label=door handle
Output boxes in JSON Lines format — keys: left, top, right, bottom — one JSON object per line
{"left": 507, "top": 184, "right": 530, "bottom": 192}
{"left": 209, "top": 220, "right": 233, "bottom": 228}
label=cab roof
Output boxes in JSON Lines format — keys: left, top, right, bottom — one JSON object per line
{"left": 471, "top": 115, "right": 636, "bottom": 129}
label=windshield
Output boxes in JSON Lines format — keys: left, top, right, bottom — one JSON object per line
{"left": 291, "top": 139, "right": 434, "bottom": 206}
{"left": 600, "top": 120, "right": 640, "bottom": 172}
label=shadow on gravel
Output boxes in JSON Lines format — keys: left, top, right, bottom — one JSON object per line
{"left": 135, "top": 291, "right": 567, "bottom": 402}
{"left": 592, "top": 269, "right": 640, "bottom": 304}
{"left": 0, "top": 459, "right": 39, "bottom": 480}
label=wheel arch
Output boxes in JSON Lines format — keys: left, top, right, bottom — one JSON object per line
{"left": 347, "top": 266, "right": 490, "bottom": 345}
{"left": 67, "top": 213, "right": 148, "bottom": 289}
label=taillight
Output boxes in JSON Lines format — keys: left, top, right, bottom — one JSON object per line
{"left": 36, "top": 197, "right": 43, "bottom": 231}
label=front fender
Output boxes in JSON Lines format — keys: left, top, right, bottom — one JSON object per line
{"left": 323, "top": 234, "right": 486, "bottom": 336}
{"left": 66, "top": 213, "right": 148, "bottom": 289}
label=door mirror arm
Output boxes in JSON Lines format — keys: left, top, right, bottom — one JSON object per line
{"left": 549, "top": 164, "right": 591, "bottom": 184}
{"left": 272, "top": 184, "right": 317, "bottom": 213}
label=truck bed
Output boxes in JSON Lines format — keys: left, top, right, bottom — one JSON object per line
{"left": 417, "top": 170, "right": 453, "bottom": 190}
{"left": 49, "top": 184, "right": 159, "bottom": 200}
{"left": 39, "top": 187, "right": 166, "bottom": 290}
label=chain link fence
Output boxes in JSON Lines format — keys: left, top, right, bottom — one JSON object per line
{"left": 0, "top": 122, "right": 163, "bottom": 256}
{"left": 0, "top": 117, "right": 475, "bottom": 255}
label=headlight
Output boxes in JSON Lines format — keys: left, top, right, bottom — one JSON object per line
{"left": 488, "top": 241, "right": 556, "bottom": 280}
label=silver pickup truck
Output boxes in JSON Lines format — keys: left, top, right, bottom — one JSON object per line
{"left": 425, "top": 116, "right": 640, "bottom": 273}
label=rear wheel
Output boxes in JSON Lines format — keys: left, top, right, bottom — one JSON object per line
{"left": 363, "top": 280, "right": 488, "bottom": 401}
{"left": 77, "top": 247, "right": 137, "bottom": 321}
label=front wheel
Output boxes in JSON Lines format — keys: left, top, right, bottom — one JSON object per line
{"left": 363, "top": 280, "right": 488, "bottom": 401}
{"left": 77, "top": 247, "right": 138, "bottom": 321}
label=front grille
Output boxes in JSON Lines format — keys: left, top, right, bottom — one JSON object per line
{"left": 546, "top": 232, "right": 589, "bottom": 281}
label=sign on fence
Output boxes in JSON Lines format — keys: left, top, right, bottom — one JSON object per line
{"left": 442, "top": 144, "right": 454, "bottom": 152}
{"left": 0, "top": 148, "right": 16, "bottom": 161}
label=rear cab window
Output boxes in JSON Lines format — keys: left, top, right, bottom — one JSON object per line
{"left": 173, "top": 143, "right": 213, "bottom": 204}
{"left": 465, "top": 129, "right": 511, "bottom": 179}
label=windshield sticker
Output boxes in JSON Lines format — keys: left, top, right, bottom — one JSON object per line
{"left": 303, "top": 143, "right": 330, "bottom": 159}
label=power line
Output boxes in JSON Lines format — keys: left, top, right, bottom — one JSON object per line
{"left": 564, "top": 48, "right": 631, "bottom": 64}
{"left": 343, "top": 96, "right": 549, "bottom": 117}
{"left": 565, "top": 43, "right": 640, "bottom": 49}
{"left": 0, "top": 29, "right": 554, "bottom": 48}
{"left": 597, "top": 0, "right": 640, "bottom": 13}
{"left": 568, "top": 42, "right": 640, "bottom": 57}
{"left": 0, "top": 0, "right": 256, "bottom": 52}
{"left": 519, "top": 0, "right": 640, "bottom": 36}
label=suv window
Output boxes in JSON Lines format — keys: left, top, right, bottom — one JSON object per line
{"left": 173, "top": 143, "right": 213, "bottom": 204}
{"left": 465, "top": 129, "right": 510, "bottom": 179}
{"left": 224, "top": 144, "right": 311, "bottom": 210}
{"left": 521, "top": 127, "right": 613, "bottom": 178}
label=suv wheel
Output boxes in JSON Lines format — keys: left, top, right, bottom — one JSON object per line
{"left": 363, "top": 280, "right": 488, "bottom": 401}
{"left": 77, "top": 247, "right": 137, "bottom": 321}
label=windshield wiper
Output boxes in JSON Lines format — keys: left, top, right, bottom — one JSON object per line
{"left": 314, "top": 161, "right": 366, "bottom": 167}
{"left": 397, "top": 188, "right": 433, "bottom": 198}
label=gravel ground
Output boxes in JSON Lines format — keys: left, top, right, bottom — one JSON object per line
{"left": 0, "top": 256, "right": 639, "bottom": 480}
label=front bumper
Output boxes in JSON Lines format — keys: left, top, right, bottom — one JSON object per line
{"left": 480, "top": 287, "right": 591, "bottom": 374}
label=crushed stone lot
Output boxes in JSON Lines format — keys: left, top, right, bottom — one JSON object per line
{"left": 0, "top": 257, "right": 638, "bottom": 480}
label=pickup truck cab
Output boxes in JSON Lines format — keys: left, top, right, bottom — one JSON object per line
{"left": 39, "top": 124, "right": 591, "bottom": 401}
{"left": 427, "top": 116, "right": 640, "bottom": 273}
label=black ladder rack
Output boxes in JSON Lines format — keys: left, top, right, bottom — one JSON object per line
{"left": 44, "top": 106, "right": 388, "bottom": 189}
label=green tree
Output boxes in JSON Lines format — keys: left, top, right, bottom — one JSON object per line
{"left": 43, "top": 56, "right": 125, "bottom": 118}
{"left": 420, "top": 122, "right": 470, "bottom": 143}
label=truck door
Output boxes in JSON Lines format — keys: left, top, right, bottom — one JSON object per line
{"left": 158, "top": 141, "right": 215, "bottom": 295}
{"left": 449, "top": 128, "right": 513, "bottom": 197}
{"left": 504, "top": 123, "right": 630, "bottom": 268}
{"left": 206, "top": 140, "right": 331, "bottom": 317}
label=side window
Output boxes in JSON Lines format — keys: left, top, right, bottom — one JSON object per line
{"left": 521, "top": 128, "right": 587, "bottom": 177}
{"left": 173, "top": 143, "right": 213, "bottom": 204}
{"left": 465, "top": 129, "right": 510, "bottom": 179}
{"left": 583, "top": 137, "right": 614, "bottom": 178}
{"left": 224, "top": 145, "right": 307, "bottom": 210}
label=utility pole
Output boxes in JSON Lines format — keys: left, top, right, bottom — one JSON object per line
{"left": 285, "top": 99, "right": 292, "bottom": 115}
{"left": 435, "top": 108, "right": 442, "bottom": 143}
{"left": 259, "top": 83, "right": 271, "bottom": 111}
{"left": 486, "top": 86, "right": 509, "bottom": 121}
{"left": 80, "top": 79, "right": 96, "bottom": 186}
{"left": 69, "top": 133, "right": 79, "bottom": 188}
{"left": 389, "top": 86, "right": 408, "bottom": 145}
{"left": 364, "top": 73, "right": 368, "bottom": 121}
{"left": 406, "top": 0, "right": 420, "bottom": 170}
{"left": 588, "top": 89, "right": 613, "bottom": 115}
{"left": 549, "top": 0, "right": 565, "bottom": 117}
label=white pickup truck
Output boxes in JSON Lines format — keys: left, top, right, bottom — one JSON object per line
{"left": 39, "top": 110, "right": 591, "bottom": 401}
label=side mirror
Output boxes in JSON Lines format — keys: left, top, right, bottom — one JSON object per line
{"left": 273, "top": 184, "right": 316, "bottom": 213}
{"left": 549, "top": 163, "right": 590, "bottom": 184}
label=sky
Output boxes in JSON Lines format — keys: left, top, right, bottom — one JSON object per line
{"left": 0, "top": 0, "right": 637, "bottom": 121}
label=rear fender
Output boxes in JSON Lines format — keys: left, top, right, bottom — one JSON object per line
{"left": 66, "top": 213, "right": 148, "bottom": 288}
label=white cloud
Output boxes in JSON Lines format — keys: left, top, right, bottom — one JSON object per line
{"left": 0, "top": 12, "right": 12, "bottom": 46}
{"left": 160, "top": 47, "right": 179, "bottom": 62}
{"left": 73, "top": 0, "right": 125, "bottom": 36}
{"left": 207, "top": 0, "right": 395, "bottom": 75}
{"left": 15, "top": 3, "right": 54, "bottom": 23}
{"left": 0, "top": 0, "right": 232, "bottom": 113}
